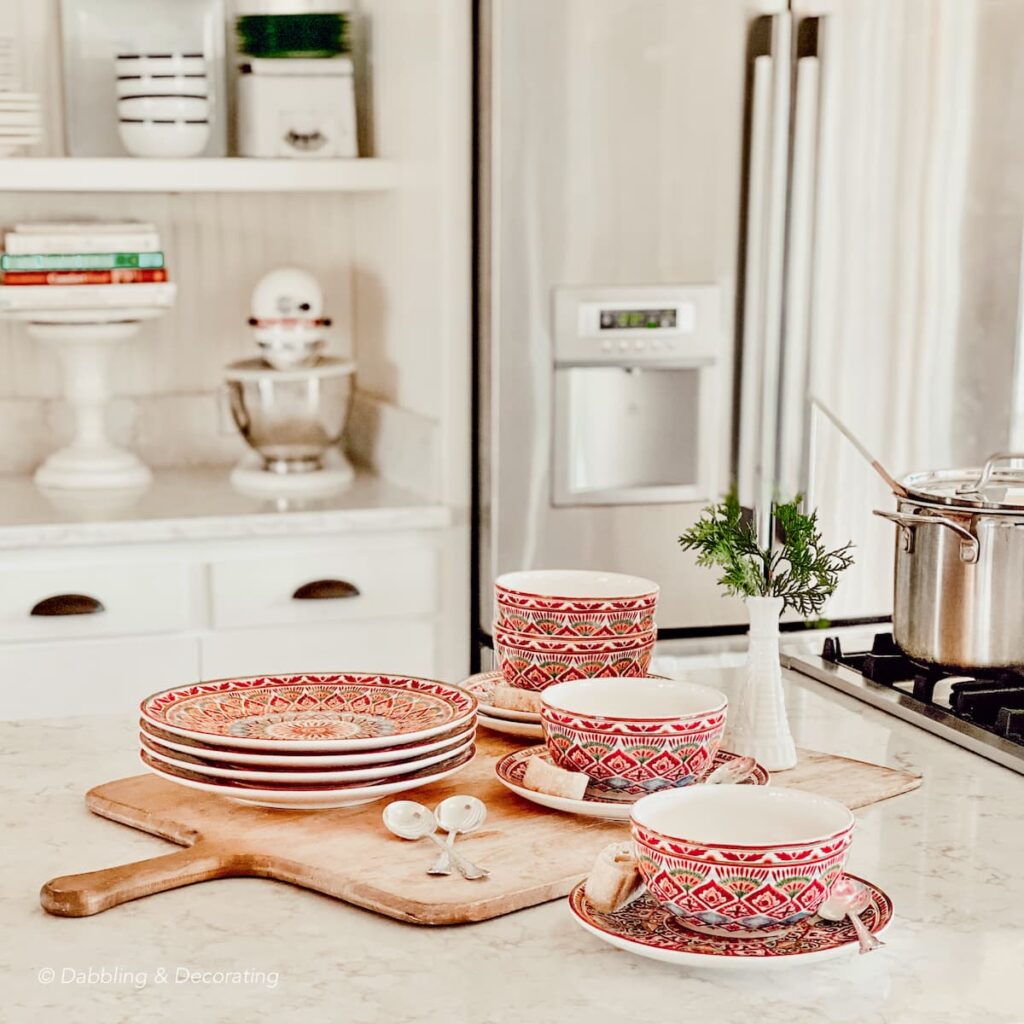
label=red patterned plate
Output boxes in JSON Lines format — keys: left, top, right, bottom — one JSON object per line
{"left": 495, "top": 745, "right": 769, "bottom": 820}
{"left": 141, "top": 673, "right": 478, "bottom": 751}
{"left": 568, "top": 875, "right": 893, "bottom": 969}
{"left": 139, "top": 744, "right": 476, "bottom": 809}
{"left": 140, "top": 731, "right": 475, "bottom": 784}
{"left": 139, "top": 719, "right": 476, "bottom": 767}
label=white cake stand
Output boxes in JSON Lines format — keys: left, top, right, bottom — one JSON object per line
{"left": 10, "top": 308, "right": 167, "bottom": 491}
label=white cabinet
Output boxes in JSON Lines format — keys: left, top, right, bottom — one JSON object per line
{"left": 0, "top": 635, "right": 200, "bottom": 719}
{"left": 0, "top": 524, "right": 460, "bottom": 721}
{"left": 199, "top": 621, "right": 435, "bottom": 680}
{"left": 208, "top": 536, "right": 437, "bottom": 630}
{"left": 0, "top": 559, "right": 194, "bottom": 643}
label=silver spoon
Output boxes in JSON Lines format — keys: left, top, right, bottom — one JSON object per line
{"left": 430, "top": 795, "right": 489, "bottom": 878}
{"left": 382, "top": 800, "right": 488, "bottom": 880}
{"left": 818, "top": 877, "right": 884, "bottom": 953}
{"left": 703, "top": 755, "right": 757, "bottom": 785}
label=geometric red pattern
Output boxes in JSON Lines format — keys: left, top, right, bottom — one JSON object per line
{"left": 495, "top": 607, "right": 655, "bottom": 639}
{"left": 632, "top": 819, "right": 854, "bottom": 932}
{"left": 141, "top": 674, "right": 477, "bottom": 742}
{"left": 542, "top": 711, "right": 726, "bottom": 793}
{"left": 494, "top": 636, "right": 654, "bottom": 692}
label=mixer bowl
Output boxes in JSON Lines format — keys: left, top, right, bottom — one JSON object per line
{"left": 225, "top": 357, "right": 355, "bottom": 473}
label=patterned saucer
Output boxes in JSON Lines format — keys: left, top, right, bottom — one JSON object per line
{"left": 495, "top": 745, "right": 769, "bottom": 820}
{"left": 568, "top": 875, "right": 893, "bottom": 970}
{"left": 460, "top": 670, "right": 540, "bottom": 722}
{"left": 141, "top": 673, "right": 478, "bottom": 751}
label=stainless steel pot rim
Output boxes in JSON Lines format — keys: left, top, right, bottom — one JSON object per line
{"left": 902, "top": 458, "right": 1024, "bottom": 513}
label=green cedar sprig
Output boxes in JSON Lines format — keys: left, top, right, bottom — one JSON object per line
{"left": 678, "top": 493, "right": 854, "bottom": 616}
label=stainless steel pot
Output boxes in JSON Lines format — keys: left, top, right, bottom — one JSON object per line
{"left": 874, "top": 453, "right": 1024, "bottom": 670}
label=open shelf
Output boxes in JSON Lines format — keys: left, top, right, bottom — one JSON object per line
{"left": 0, "top": 157, "right": 401, "bottom": 193}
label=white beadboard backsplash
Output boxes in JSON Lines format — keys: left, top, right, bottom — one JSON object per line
{"left": 0, "top": 191, "right": 355, "bottom": 398}
{"left": 0, "top": 190, "right": 439, "bottom": 496}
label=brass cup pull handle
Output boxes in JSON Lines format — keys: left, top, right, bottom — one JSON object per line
{"left": 291, "top": 579, "right": 360, "bottom": 601}
{"left": 30, "top": 594, "right": 106, "bottom": 617}
{"left": 873, "top": 510, "right": 980, "bottom": 564}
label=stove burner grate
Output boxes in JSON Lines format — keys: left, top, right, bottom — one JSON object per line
{"left": 821, "top": 632, "right": 1024, "bottom": 744}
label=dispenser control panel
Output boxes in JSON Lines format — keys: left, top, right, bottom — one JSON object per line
{"left": 553, "top": 284, "right": 719, "bottom": 366}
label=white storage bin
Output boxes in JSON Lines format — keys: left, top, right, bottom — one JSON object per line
{"left": 237, "top": 56, "right": 357, "bottom": 157}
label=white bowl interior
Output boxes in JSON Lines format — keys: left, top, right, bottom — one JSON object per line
{"left": 496, "top": 569, "right": 659, "bottom": 600}
{"left": 542, "top": 677, "right": 725, "bottom": 719}
{"left": 633, "top": 785, "right": 854, "bottom": 847}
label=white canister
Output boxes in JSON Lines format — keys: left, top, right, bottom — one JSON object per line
{"left": 236, "top": 56, "right": 357, "bottom": 158}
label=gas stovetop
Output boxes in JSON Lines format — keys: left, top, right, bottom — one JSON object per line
{"left": 781, "top": 632, "right": 1024, "bottom": 776}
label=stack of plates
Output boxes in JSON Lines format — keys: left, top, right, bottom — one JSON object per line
{"left": 461, "top": 670, "right": 543, "bottom": 739}
{"left": 138, "top": 673, "right": 478, "bottom": 809}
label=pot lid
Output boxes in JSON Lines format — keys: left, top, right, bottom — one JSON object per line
{"left": 903, "top": 454, "right": 1024, "bottom": 511}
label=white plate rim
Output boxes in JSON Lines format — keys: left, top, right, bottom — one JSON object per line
{"left": 476, "top": 713, "right": 544, "bottom": 739}
{"left": 139, "top": 745, "right": 476, "bottom": 807}
{"left": 141, "top": 733, "right": 475, "bottom": 784}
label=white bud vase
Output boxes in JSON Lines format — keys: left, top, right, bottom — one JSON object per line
{"left": 731, "top": 595, "right": 798, "bottom": 771}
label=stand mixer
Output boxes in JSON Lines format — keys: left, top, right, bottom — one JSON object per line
{"left": 226, "top": 267, "right": 356, "bottom": 498}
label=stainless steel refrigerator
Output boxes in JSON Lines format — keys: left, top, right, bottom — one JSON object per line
{"left": 475, "top": 0, "right": 1024, "bottom": 647}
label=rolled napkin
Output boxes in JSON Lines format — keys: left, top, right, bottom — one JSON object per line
{"left": 492, "top": 683, "right": 543, "bottom": 714}
{"left": 522, "top": 754, "right": 588, "bottom": 800}
{"left": 585, "top": 840, "right": 644, "bottom": 914}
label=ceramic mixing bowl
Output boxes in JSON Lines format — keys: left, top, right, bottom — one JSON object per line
{"left": 631, "top": 786, "right": 855, "bottom": 934}
{"left": 540, "top": 677, "right": 727, "bottom": 792}
{"left": 495, "top": 570, "right": 658, "bottom": 638}
{"left": 493, "top": 626, "right": 654, "bottom": 691}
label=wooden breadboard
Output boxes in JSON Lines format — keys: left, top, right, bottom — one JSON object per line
{"left": 40, "top": 734, "right": 920, "bottom": 924}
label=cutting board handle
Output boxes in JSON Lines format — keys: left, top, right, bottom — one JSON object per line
{"left": 40, "top": 841, "right": 241, "bottom": 917}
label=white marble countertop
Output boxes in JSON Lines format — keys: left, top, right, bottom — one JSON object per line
{"left": 2, "top": 669, "right": 1021, "bottom": 1024}
{"left": 0, "top": 467, "right": 451, "bottom": 548}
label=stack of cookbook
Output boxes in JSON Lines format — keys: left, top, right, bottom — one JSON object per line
{"left": 0, "top": 221, "right": 176, "bottom": 313}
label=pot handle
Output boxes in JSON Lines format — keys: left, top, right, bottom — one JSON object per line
{"left": 956, "top": 452, "right": 1024, "bottom": 496}
{"left": 873, "top": 509, "right": 980, "bottom": 564}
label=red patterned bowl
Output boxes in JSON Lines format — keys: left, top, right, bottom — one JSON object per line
{"left": 540, "top": 678, "right": 727, "bottom": 793}
{"left": 495, "top": 570, "right": 658, "bottom": 639}
{"left": 631, "top": 786, "right": 855, "bottom": 934}
{"left": 494, "top": 626, "right": 655, "bottom": 691}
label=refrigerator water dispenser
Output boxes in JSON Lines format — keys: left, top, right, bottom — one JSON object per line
{"left": 551, "top": 285, "right": 722, "bottom": 507}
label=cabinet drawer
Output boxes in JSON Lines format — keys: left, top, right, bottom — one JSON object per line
{"left": 0, "top": 561, "right": 192, "bottom": 643}
{"left": 199, "top": 620, "right": 436, "bottom": 680}
{"left": 0, "top": 634, "right": 200, "bottom": 720}
{"left": 208, "top": 538, "right": 438, "bottom": 630}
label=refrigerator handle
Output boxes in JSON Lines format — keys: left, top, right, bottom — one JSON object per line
{"left": 736, "top": 52, "right": 774, "bottom": 517}
{"left": 737, "top": 13, "right": 792, "bottom": 548}
{"left": 778, "top": 38, "right": 823, "bottom": 504}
